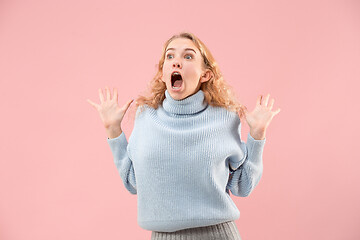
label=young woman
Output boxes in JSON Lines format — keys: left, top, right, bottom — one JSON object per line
{"left": 87, "top": 32, "right": 280, "bottom": 240}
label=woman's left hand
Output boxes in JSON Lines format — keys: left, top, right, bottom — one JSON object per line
{"left": 239, "top": 94, "right": 281, "bottom": 140}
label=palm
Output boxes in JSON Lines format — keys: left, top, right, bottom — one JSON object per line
{"left": 240, "top": 94, "right": 281, "bottom": 131}
{"left": 98, "top": 98, "right": 124, "bottom": 127}
{"left": 87, "top": 87, "right": 134, "bottom": 128}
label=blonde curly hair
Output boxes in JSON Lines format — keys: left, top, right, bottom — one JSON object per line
{"left": 134, "top": 32, "right": 245, "bottom": 119}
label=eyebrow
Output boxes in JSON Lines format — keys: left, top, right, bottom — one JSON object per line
{"left": 165, "top": 48, "right": 197, "bottom": 54}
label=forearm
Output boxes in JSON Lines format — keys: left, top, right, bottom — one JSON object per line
{"left": 227, "top": 133, "right": 266, "bottom": 197}
{"left": 107, "top": 132, "right": 137, "bottom": 194}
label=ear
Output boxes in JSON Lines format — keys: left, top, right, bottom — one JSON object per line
{"left": 200, "top": 69, "right": 213, "bottom": 83}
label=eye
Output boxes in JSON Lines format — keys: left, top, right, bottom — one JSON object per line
{"left": 166, "top": 54, "right": 174, "bottom": 59}
{"left": 185, "top": 54, "right": 193, "bottom": 60}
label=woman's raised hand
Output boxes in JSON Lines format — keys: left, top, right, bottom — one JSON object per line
{"left": 239, "top": 94, "right": 281, "bottom": 140}
{"left": 87, "top": 86, "right": 134, "bottom": 130}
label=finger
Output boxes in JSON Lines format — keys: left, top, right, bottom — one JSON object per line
{"left": 86, "top": 99, "right": 99, "bottom": 110}
{"left": 99, "top": 88, "right": 105, "bottom": 103}
{"left": 238, "top": 105, "right": 247, "bottom": 119}
{"left": 240, "top": 104, "right": 248, "bottom": 114}
{"left": 263, "top": 94, "right": 270, "bottom": 107}
{"left": 121, "top": 99, "right": 134, "bottom": 112}
{"left": 268, "top": 98, "right": 275, "bottom": 110}
{"left": 105, "top": 86, "right": 111, "bottom": 101}
{"left": 113, "top": 88, "right": 118, "bottom": 102}
{"left": 256, "top": 95, "right": 262, "bottom": 106}
{"left": 273, "top": 108, "right": 281, "bottom": 115}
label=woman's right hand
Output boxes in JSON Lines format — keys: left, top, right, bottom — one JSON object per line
{"left": 87, "top": 86, "right": 134, "bottom": 130}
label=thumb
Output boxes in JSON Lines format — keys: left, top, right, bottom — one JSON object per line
{"left": 121, "top": 99, "right": 134, "bottom": 112}
{"left": 86, "top": 99, "right": 98, "bottom": 110}
{"left": 238, "top": 105, "right": 248, "bottom": 120}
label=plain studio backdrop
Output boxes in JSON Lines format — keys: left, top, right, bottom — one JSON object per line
{"left": 0, "top": 0, "right": 359, "bottom": 239}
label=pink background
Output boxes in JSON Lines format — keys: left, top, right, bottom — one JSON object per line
{"left": 1, "top": 0, "right": 359, "bottom": 239}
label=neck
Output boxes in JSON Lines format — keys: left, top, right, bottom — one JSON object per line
{"left": 162, "top": 89, "right": 208, "bottom": 115}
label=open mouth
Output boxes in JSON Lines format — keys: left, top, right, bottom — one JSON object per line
{"left": 171, "top": 72, "right": 183, "bottom": 89}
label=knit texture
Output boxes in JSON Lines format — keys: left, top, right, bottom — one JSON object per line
{"left": 151, "top": 221, "right": 241, "bottom": 240}
{"left": 107, "top": 89, "right": 266, "bottom": 232}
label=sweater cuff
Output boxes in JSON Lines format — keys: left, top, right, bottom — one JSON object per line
{"left": 246, "top": 132, "right": 266, "bottom": 164}
{"left": 247, "top": 132, "right": 266, "bottom": 143}
{"left": 106, "top": 132, "right": 128, "bottom": 150}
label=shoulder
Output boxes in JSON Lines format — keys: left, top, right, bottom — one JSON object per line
{"left": 135, "top": 104, "right": 154, "bottom": 117}
{"left": 207, "top": 105, "right": 241, "bottom": 123}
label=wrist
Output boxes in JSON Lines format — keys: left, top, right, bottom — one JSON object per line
{"left": 250, "top": 128, "right": 266, "bottom": 140}
{"left": 105, "top": 125, "right": 122, "bottom": 139}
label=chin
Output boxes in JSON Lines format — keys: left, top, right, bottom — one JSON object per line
{"left": 170, "top": 93, "right": 187, "bottom": 100}
{"left": 167, "top": 89, "right": 189, "bottom": 100}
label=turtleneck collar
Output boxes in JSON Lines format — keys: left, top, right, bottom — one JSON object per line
{"left": 162, "top": 89, "right": 208, "bottom": 115}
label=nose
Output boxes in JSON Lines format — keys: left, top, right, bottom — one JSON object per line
{"left": 172, "top": 61, "right": 182, "bottom": 68}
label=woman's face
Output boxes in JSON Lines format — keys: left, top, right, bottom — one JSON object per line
{"left": 161, "top": 38, "right": 210, "bottom": 100}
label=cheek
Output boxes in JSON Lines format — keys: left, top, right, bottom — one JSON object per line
{"left": 184, "top": 64, "right": 198, "bottom": 75}
{"left": 162, "top": 65, "right": 170, "bottom": 77}
{"left": 186, "top": 68, "right": 202, "bottom": 80}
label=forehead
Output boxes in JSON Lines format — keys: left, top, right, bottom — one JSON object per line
{"left": 166, "top": 38, "right": 200, "bottom": 52}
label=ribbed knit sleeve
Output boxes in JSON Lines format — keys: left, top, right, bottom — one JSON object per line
{"left": 107, "top": 132, "right": 137, "bottom": 194}
{"left": 227, "top": 133, "right": 266, "bottom": 197}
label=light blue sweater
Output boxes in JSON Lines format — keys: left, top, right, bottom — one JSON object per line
{"left": 107, "top": 89, "right": 266, "bottom": 232}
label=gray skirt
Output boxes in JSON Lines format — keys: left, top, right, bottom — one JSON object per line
{"left": 151, "top": 221, "right": 241, "bottom": 240}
